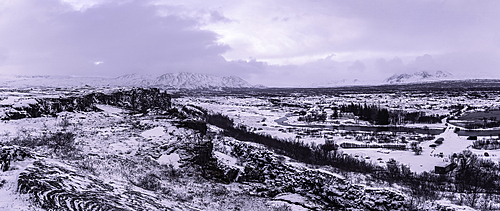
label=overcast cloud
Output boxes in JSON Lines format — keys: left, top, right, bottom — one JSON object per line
{"left": 0, "top": 0, "right": 499, "bottom": 86}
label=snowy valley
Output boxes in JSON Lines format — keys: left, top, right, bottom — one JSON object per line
{"left": 0, "top": 78, "right": 500, "bottom": 210}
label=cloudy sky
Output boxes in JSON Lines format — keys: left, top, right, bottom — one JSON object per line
{"left": 0, "top": 0, "right": 499, "bottom": 86}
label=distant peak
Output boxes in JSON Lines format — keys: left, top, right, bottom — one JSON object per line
{"left": 128, "top": 72, "right": 253, "bottom": 89}
{"left": 117, "top": 73, "right": 152, "bottom": 79}
{"left": 385, "top": 70, "right": 453, "bottom": 84}
{"left": 0, "top": 72, "right": 254, "bottom": 90}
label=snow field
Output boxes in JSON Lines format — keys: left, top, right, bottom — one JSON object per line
{"left": 180, "top": 96, "right": 500, "bottom": 175}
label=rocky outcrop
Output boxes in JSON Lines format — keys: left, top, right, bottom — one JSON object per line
{"left": 2, "top": 88, "right": 171, "bottom": 120}
{"left": 91, "top": 88, "right": 171, "bottom": 113}
{"left": 17, "top": 160, "right": 170, "bottom": 211}
{"left": 215, "top": 138, "right": 407, "bottom": 210}
{"left": 0, "top": 145, "right": 32, "bottom": 172}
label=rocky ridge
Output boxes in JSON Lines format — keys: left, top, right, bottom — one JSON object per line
{"left": 210, "top": 137, "right": 407, "bottom": 210}
{"left": 0, "top": 87, "right": 171, "bottom": 120}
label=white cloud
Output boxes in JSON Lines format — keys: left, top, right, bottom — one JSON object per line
{"left": 1, "top": 0, "right": 500, "bottom": 86}
{"left": 61, "top": 0, "right": 106, "bottom": 11}
{"left": 153, "top": 0, "right": 500, "bottom": 68}
{"left": 0, "top": 0, "right": 229, "bottom": 76}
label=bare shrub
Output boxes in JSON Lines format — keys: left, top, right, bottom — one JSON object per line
{"left": 273, "top": 204, "right": 292, "bottom": 211}
{"left": 76, "top": 157, "right": 101, "bottom": 175}
{"left": 176, "top": 192, "right": 194, "bottom": 202}
{"left": 136, "top": 173, "right": 162, "bottom": 191}
{"left": 9, "top": 131, "right": 76, "bottom": 155}
{"left": 57, "top": 118, "right": 72, "bottom": 129}
{"left": 9, "top": 127, "right": 37, "bottom": 147}
{"left": 163, "top": 163, "right": 180, "bottom": 178}
{"left": 42, "top": 132, "right": 76, "bottom": 154}
{"left": 209, "top": 185, "right": 228, "bottom": 196}
{"left": 410, "top": 142, "right": 422, "bottom": 155}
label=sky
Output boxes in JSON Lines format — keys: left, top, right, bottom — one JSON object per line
{"left": 0, "top": 0, "right": 499, "bottom": 87}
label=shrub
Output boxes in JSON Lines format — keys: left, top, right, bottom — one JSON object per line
{"left": 472, "top": 139, "right": 500, "bottom": 150}
{"left": 176, "top": 192, "right": 194, "bottom": 202}
{"left": 9, "top": 131, "right": 76, "bottom": 155}
{"left": 177, "top": 120, "right": 207, "bottom": 136}
{"left": 136, "top": 173, "right": 162, "bottom": 191}
{"left": 9, "top": 134, "right": 37, "bottom": 148}
{"left": 209, "top": 185, "right": 228, "bottom": 196}
{"left": 43, "top": 132, "right": 76, "bottom": 154}
{"left": 273, "top": 204, "right": 292, "bottom": 211}
{"left": 467, "top": 136, "right": 477, "bottom": 140}
{"left": 76, "top": 157, "right": 100, "bottom": 175}
{"left": 57, "top": 118, "right": 72, "bottom": 129}
{"left": 410, "top": 142, "right": 423, "bottom": 155}
{"left": 434, "top": 138, "right": 444, "bottom": 145}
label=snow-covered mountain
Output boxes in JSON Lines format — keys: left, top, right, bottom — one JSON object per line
{"left": 0, "top": 72, "right": 256, "bottom": 89}
{"left": 384, "top": 71, "right": 453, "bottom": 84}
{"left": 151, "top": 72, "right": 253, "bottom": 89}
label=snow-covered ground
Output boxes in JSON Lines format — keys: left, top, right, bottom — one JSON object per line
{"left": 0, "top": 160, "right": 44, "bottom": 211}
{"left": 179, "top": 95, "right": 500, "bottom": 174}
{"left": 1, "top": 88, "right": 499, "bottom": 210}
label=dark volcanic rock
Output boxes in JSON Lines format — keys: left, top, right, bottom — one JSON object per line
{"left": 17, "top": 160, "right": 170, "bottom": 211}
{"left": 3, "top": 88, "right": 171, "bottom": 120}
{"left": 1, "top": 145, "right": 32, "bottom": 171}
{"left": 216, "top": 138, "right": 406, "bottom": 210}
{"left": 92, "top": 88, "right": 171, "bottom": 114}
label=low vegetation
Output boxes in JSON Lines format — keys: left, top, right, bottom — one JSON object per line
{"left": 473, "top": 139, "right": 500, "bottom": 150}
{"left": 9, "top": 130, "right": 76, "bottom": 156}
{"left": 337, "top": 103, "right": 444, "bottom": 125}
{"left": 3, "top": 86, "right": 500, "bottom": 210}
{"left": 203, "top": 111, "right": 500, "bottom": 209}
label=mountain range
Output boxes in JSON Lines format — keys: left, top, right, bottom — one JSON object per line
{"left": 384, "top": 70, "right": 453, "bottom": 84}
{"left": 307, "top": 71, "right": 454, "bottom": 88}
{"left": 0, "top": 70, "right": 480, "bottom": 89}
{"left": 0, "top": 72, "right": 255, "bottom": 89}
